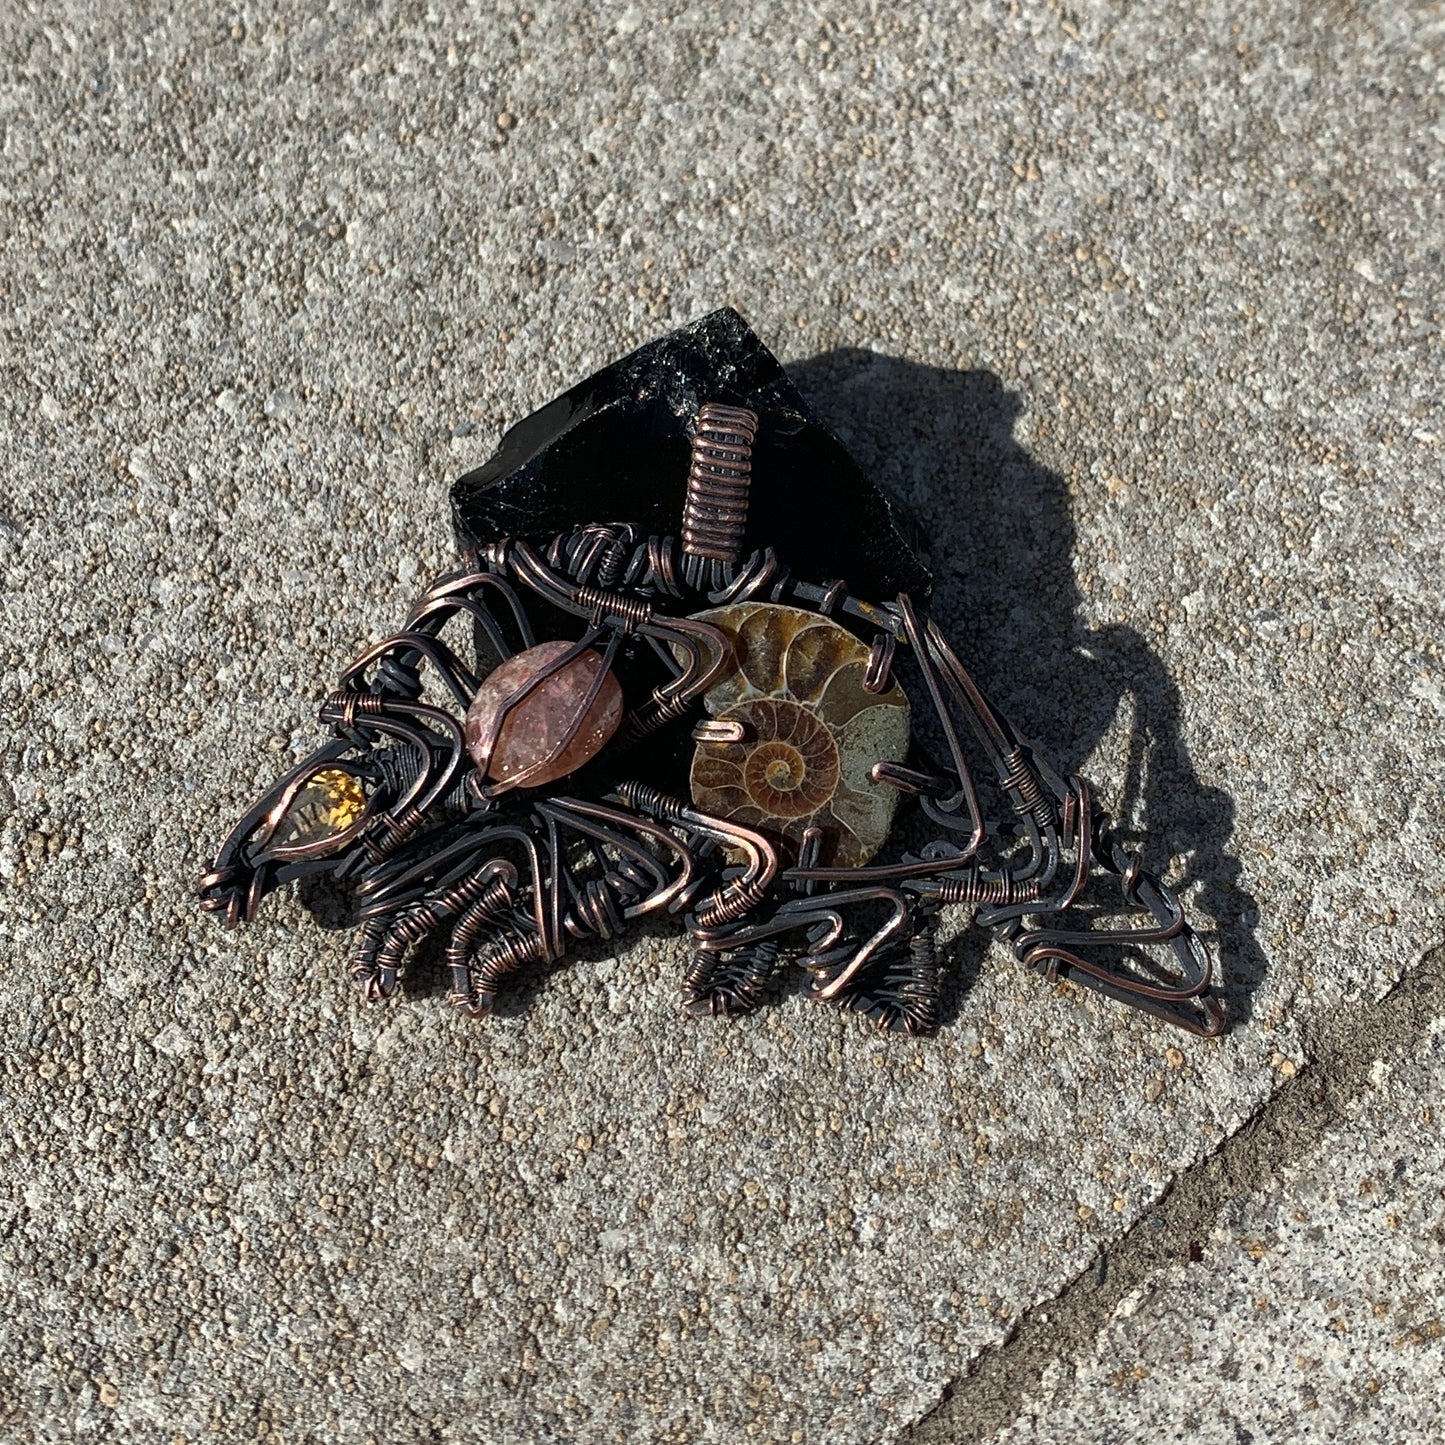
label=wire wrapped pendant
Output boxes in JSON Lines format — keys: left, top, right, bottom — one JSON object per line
{"left": 199, "top": 309, "right": 1222, "bottom": 1038}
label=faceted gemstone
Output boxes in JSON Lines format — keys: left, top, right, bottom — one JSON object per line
{"left": 465, "top": 641, "right": 624, "bottom": 788}
{"left": 271, "top": 769, "right": 367, "bottom": 853}
{"left": 450, "top": 308, "right": 932, "bottom": 604}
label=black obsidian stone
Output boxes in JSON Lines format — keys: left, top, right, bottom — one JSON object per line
{"left": 450, "top": 308, "right": 932, "bottom": 603}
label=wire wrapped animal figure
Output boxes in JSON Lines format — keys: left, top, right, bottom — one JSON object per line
{"left": 200, "top": 400, "right": 1222, "bottom": 1039}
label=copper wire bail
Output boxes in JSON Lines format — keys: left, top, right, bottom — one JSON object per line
{"left": 682, "top": 402, "right": 759, "bottom": 567}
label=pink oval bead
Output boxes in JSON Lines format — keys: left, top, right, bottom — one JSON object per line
{"left": 465, "top": 641, "right": 624, "bottom": 788}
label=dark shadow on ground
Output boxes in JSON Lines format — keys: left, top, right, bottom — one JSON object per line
{"left": 789, "top": 349, "right": 1264, "bottom": 1027}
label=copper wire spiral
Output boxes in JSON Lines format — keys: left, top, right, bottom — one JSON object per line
{"left": 1001, "top": 747, "right": 1057, "bottom": 831}
{"left": 682, "top": 938, "right": 779, "bottom": 1016}
{"left": 374, "top": 901, "right": 443, "bottom": 980}
{"left": 446, "top": 876, "right": 516, "bottom": 963}
{"left": 681, "top": 403, "right": 759, "bottom": 565}
{"left": 350, "top": 916, "right": 392, "bottom": 999}
{"left": 933, "top": 872, "right": 1043, "bottom": 907}
{"left": 612, "top": 780, "right": 686, "bottom": 820}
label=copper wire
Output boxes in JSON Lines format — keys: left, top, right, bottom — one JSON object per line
{"left": 681, "top": 403, "right": 759, "bottom": 564}
{"left": 202, "top": 394, "right": 1221, "bottom": 1040}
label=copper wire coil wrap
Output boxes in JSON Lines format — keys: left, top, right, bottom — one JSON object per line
{"left": 682, "top": 403, "right": 759, "bottom": 564}
{"left": 710, "top": 545, "right": 785, "bottom": 604}
{"left": 933, "top": 873, "right": 1044, "bottom": 907}
{"left": 349, "top": 917, "right": 391, "bottom": 998}
{"left": 682, "top": 938, "right": 779, "bottom": 1016}
{"left": 362, "top": 805, "right": 430, "bottom": 860}
{"left": 199, "top": 398, "right": 1221, "bottom": 1039}
{"left": 474, "top": 928, "right": 550, "bottom": 992}
{"left": 324, "top": 689, "right": 388, "bottom": 728}
{"left": 889, "top": 930, "right": 941, "bottom": 1036}
{"left": 693, "top": 878, "right": 769, "bottom": 929}
{"left": 1001, "top": 747, "right": 1057, "bottom": 831}
{"left": 446, "top": 877, "right": 517, "bottom": 964}
{"left": 435, "top": 867, "right": 515, "bottom": 920}
{"left": 374, "top": 902, "right": 444, "bottom": 977}
{"left": 612, "top": 780, "right": 687, "bottom": 820}
{"left": 617, "top": 688, "right": 695, "bottom": 745}
{"left": 572, "top": 583, "right": 653, "bottom": 627}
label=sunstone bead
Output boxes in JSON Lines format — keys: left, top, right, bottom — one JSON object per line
{"left": 465, "top": 641, "right": 624, "bottom": 788}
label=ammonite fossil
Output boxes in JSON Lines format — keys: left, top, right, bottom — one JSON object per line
{"left": 199, "top": 310, "right": 1222, "bottom": 1039}
{"left": 688, "top": 603, "right": 909, "bottom": 868}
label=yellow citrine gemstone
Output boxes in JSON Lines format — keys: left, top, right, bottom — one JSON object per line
{"left": 272, "top": 768, "right": 367, "bottom": 850}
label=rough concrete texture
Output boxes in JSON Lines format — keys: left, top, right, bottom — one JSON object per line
{"left": 0, "top": 3, "right": 1440, "bottom": 1443}
{"left": 991, "top": 1004, "right": 1445, "bottom": 1443}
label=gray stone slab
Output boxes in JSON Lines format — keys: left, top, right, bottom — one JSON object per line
{"left": 0, "top": 2, "right": 1440, "bottom": 1442}
{"left": 988, "top": 1021, "right": 1445, "bottom": 1444}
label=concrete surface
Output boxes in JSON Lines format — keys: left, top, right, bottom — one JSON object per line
{"left": 0, "top": 2, "right": 1440, "bottom": 1442}
{"left": 991, "top": 978, "right": 1445, "bottom": 1444}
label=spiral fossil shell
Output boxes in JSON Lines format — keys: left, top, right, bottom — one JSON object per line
{"left": 687, "top": 603, "right": 910, "bottom": 867}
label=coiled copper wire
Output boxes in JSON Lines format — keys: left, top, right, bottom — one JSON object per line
{"left": 1001, "top": 747, "right": 1057, "bottom": 831}
{"left": 682, "top": 937, "right": 779, "bottom": 1016}
{"left": 933, "top": 873, "right": 1044, "bottom": 906}
{"left": 693, "top": 878, "right": 769, "bottom": 929}
{"left": 681, "top": 403, "right": 759, "bottom": 564}
{"left": 888, "top": 929, "right": 940, "bottom": 1036}
{"left": 572, "top": 583, "right": 654, "bottom": 627}
{"left": 472, "top": 928, "right": 550, "bottom": 1000}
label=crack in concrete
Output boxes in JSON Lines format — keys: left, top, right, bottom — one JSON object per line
{"left": 902, "top": 944, "right": 1445, "bottom": 1444}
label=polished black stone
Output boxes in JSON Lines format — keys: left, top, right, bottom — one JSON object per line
{"left": 450, "top": 308, "right": 932, "bottom": 603}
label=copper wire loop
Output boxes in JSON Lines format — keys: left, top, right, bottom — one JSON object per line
{"left": 817, "top": 579, "right": 847, "bottom": 616}
{"left": 691, "top": 718, "right": 748, "bottom": 744}
{"left": 681, "top": 403, "right": 759, "bottom": 564}
{"left": 863, "top": 631, "right": 897, "bottom": 693}
{"left": 869, "top": 761, "right": 954, "bottom": 797}
{"left": 324, "top": 689, "right": 388, "bottom": 728}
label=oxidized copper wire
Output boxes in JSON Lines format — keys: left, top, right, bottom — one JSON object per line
{"left": 681, "top": 401, "right": 759, "bottom": 568}
{"left": 201, "top": 400, "right": 1223, "bottom": 1039}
